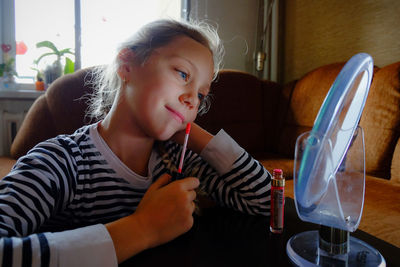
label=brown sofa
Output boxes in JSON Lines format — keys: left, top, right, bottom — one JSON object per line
{"left": 0, "top": 62, "right": 399, "bottom": 248}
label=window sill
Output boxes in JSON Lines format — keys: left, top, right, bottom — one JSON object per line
{"left": 0, "top": 83, "right": 44, "bottom": 99}
{"left": 0, "top": 82, "right": 36, "bottom": 91}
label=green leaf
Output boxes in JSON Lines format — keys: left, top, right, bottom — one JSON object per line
{"left": 36, "top": 40, "right": 60, "bottom": 55}
{"left": 34, "top": 52, "right": 57, "bottom": 65}
{"left": 30, "top": 67, "right": 43, "bottom": 79}
{"left": 59, "top": 48, "right": 75, "bottom": 56}
{"left": 64, "top": 57, "right": 75, "bottom": 74}
{"left": 34, "top": 41, "right": 75, "bottom": 76}
{"left": 0, "top": 64, "right": 4, "bottom": 77}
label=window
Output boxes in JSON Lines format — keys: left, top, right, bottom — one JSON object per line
{"left": 80, "top": 0, "right": 181, "bottom": 68}
{"left": 2, "top": 0, "right": 183, "bottom": 86}
{"left": 14, "top": 0, "right": 75, "bottom": 82}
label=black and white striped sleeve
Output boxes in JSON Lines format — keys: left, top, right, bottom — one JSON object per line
{"left": 190, "top": 129, "right": 272, "bottom": 216}
{"left": 0, "top": 140, "right": 117, "bottom": 267}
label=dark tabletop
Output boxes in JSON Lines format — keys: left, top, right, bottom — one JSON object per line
{"left": 120, "top": 197, "right": 399, "bottom": 267}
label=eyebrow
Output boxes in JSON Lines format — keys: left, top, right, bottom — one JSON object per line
{"left": 172, "top": 55, "right": 197, "bottom": 71}
{"left": 172, "top": 55, "right": 212, "bottom": 90}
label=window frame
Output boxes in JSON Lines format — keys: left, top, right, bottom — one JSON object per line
{"left": 1, "top": 0, "right": 16, "bottom": 63}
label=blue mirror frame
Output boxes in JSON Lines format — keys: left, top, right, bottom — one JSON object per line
{"left": 296, "top": 53, "right": 374, "bottom": 208}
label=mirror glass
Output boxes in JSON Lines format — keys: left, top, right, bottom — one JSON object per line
{"left": 294, "top": 53, "right": 373, "bottom": 230}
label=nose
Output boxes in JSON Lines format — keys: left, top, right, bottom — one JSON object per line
{"left": 179, "top": 91, "right": 199, "bottom": 110}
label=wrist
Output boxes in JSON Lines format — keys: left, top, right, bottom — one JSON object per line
{"left": 106, "top": 213, "right": 152, "bottom": 263}
{"left": 131, "top": 213, "right": 156, "bottom": 249}
{"left": 188, "top": 124, "right": 213, "bottom": 154}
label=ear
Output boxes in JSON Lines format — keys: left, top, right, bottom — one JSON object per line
{"left": 118, "top": 48, "right": 135, "bottom": 63}
{"left": 117, "top": 48, "right": 136, "bottom": 81}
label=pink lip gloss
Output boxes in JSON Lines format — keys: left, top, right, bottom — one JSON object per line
{"left": 172, "top": 123, "right": 191, "bottom": 181}
{"left": 178, "top": 123, "right": 191, "bottom": 173}
{"left": 270, "top": 169, "right": 285, "bottom": 233}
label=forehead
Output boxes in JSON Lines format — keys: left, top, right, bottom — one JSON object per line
{"left": 155, "top": 36, "right": 214, "bottom": 73}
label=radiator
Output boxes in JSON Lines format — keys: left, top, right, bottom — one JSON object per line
{"left": 0, "top": 111, "right": 26, "bottom": 156}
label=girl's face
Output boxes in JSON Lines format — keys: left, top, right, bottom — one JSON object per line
{"left": 121, "top": 36, "right": 214, "bottom": 140}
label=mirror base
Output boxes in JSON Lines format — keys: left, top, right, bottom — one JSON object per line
{"left": 286, "top": 230, "right": 385, "bottom": 266}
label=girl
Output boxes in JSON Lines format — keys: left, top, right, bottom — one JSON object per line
{"left": 0, "top": 19, "right": 271, "bottom": 266}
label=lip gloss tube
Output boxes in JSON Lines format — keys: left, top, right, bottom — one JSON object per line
{"left": 270, "top": 168, "right": 285, "bottom": 233}
{"left": 172, "top": 123, "right": 191, "bottom": 181}
{"left": 178, "top": 123, "right": 191, "bottom": 173}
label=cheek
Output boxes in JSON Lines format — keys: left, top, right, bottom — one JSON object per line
{"left": 188, "top": 110, "right": 198, "bottom": 122}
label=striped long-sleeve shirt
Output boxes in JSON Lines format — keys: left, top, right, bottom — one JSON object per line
{"left": 0, "top": 123, "right": 271, "bottom": 267}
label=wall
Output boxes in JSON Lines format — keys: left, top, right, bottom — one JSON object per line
{"left": 190, "top": 0, "right": 259, "bottom": 74}
{"left": 283, "top": 0, "right": 400, "bottom": 83}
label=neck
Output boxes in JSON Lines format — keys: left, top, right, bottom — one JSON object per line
{"left": 98, "top": 110, "right": 154, "bottom": 177}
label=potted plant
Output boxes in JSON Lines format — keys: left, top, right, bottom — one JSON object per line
{"left": 34, "top": 40, "right": 75, "bottom": 84}
{"left": 31, "top": 67, "right": 45, "bottom": 91}
{"left": 0, "top": 43, "right": 18, "bottom": 84}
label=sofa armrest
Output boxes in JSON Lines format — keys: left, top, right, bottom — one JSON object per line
{"left": 258, "top": 154, "right": 294, "bottom": 179}
{"left": 391, "top": 138, "right": 400, "bottom": 183}
{"left": 0, "top": 156, "right": 17, "bottom": 178}
{"left": 10, "top": 68, "right": 96, "bottom": 159}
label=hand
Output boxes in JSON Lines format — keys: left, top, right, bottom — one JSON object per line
{"left": 134, "top": 173, "right": 199, "bottom": 248}
{"left": 106, "top": 173, "right": 199, "bottom": 263}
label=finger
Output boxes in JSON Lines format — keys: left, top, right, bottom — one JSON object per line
{"left": 187, "top": 189, "right": 197, "bottom": 202}
{"left": 178, "top": 177, "right": 200, "bottom": 191}
{"left": 149, "top": 173, "right": 172, "bottom": 191}
{"left": 191, "top": 201, "right": 196, "bottom": 213}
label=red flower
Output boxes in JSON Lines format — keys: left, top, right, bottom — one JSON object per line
{"left": 1, "top": 44, "right": 11, "bottom": 53}
{"left": 16, "top": 41, "right": 28, "bottom": 55}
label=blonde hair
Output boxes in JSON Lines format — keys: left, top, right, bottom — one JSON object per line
{"left": 86, "top": 19, "right": 224, "bottom": 120}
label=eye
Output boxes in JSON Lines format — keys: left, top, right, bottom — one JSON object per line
{"left": 177, "top": 69, "right": 189, "bottom": 82}
{"left": 198, "top": 93, "right": 205, "bottom": 102}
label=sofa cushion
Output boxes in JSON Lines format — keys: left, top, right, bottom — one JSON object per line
{"left": 196, "top": 69, "right": 282, "bottom": 155}
{"left": 359, "top": 175, "right": 400, "bottom": 247}
{"left": 285, "top": 176, "right": 400, "bottom": 248}
{"left": 360, "top": 62, "right": 400, "bottom": 179}
{"left": 276, "top": 63, "right": 345, "bottom": 158}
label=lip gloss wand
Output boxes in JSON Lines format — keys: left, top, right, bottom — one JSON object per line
{"left": 178, "top": 123, "right": 191, "bottom": 174}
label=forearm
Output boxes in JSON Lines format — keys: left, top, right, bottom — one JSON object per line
{"left": 106, "top": 213, "right": 150, "bottom": 263}
{"left": 197, "top": 129, "right": 271, "bottom": 215}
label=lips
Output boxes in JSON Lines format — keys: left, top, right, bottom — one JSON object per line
{"left": 165, "top": 106, "right": 185, "bottom": 123}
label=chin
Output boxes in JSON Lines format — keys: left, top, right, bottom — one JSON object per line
{"left": 156, "top": 134, "right": 172, "bottom": 141}
{"left": 153, "top": 127, "right": 177, "bottom": 141}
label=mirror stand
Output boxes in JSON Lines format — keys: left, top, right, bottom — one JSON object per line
{"left": 287, "top": 227, "right": 385, "bottom": 266}
{"left": 287, "top": 126, "right": 385, "bottom": 266}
